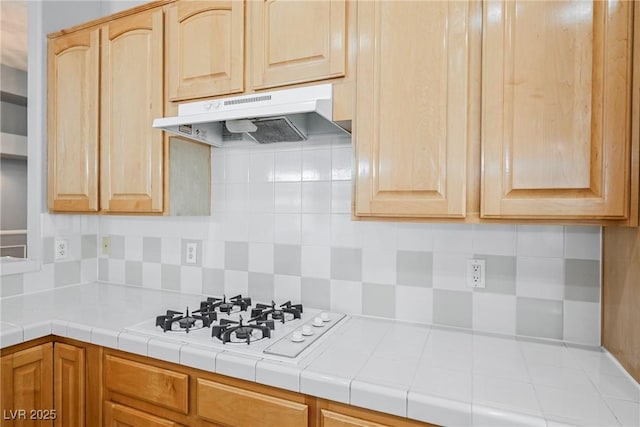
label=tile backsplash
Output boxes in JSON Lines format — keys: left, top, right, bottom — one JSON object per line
{"left": 95, "top": 134, "right": 602, "bottom": 346}
{"left": 1, "top": 135, "right": 601, "bottom": 345}
{"left": 1, "top": 214, "right": 98, "bottom": 297}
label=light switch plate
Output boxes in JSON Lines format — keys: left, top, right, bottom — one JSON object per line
{"left": 102, "top": 236, "right": 111, "bottom": 256}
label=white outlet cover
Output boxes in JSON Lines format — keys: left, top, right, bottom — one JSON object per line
{"left": 186, "top": 243, "right": 197, "bottom": 264}
{"left": 55, "top": 239, "right": 68, "bottom": 260}
{"left": 466, "top": 259, "right": 486, "bottom": 288}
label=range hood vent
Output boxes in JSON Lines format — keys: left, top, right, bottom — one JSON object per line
{"left": 153, "top": 84, "right": 350, "bottom": 147}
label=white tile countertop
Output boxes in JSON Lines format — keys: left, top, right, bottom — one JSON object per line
{"left": 1, "top": 282, "right": 638, "bottom": 426}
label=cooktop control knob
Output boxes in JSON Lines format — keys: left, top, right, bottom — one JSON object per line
{"left": 302, "top": 325, "right": 313, "bottom": 336}
{"left": 313, "top": 317, "right": 324, "bottom": 327}
{"left": 320, "top": 312, "right": 330, "bottom": 322}
{"left": 291, "top": 331, "right": 304, "bottom": 342}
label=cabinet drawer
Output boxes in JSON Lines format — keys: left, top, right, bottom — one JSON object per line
{"left": 321, "top": 409, "right": 387, "bottom": 427}
{"left": 105, "top": 355, "right": 188, "bottom": 414}
{"left": 104, "top": 402, "right": 185, "bottom": 427}
{"left": 197, "top": 378, "right": 307, "bottom": 426}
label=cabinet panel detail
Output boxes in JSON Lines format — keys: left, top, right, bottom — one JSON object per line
{"left": 47, "top": 29, "right": 100, "bottom": 212}
{"left": 250, "top": 0, "right": 346, "bottom": 89}
{"left": 53, "top": 343, "right": 85, "bottom": 427}
{"left": 167, "top": 0, "right": 244, "bottom": 101}
{"left": 355, "top": 1, "right": 471, "bottom": 217}
{"left": 100, "top": 8, "right": 164, "bottom": 213}
{"left": 482, "top": 0, "right": 633, "bottom": 218}
{"left": 0, "top": 343, "right": 54, "bottom": 427}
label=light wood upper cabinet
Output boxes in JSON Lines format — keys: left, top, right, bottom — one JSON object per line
{"left": 167, "top": 0, "right": 244, "bottom": 101}
{"left": 1, "top": 343, "right": 54, "bottom": 427}
{"left": 249, "top": 0, "right": 346, "bottom": 90}
{"left": 482, "top": 0, "right": 635, "bottom": 220}
{"left": 47, "top": 29, "right": 100, "bottom": 213}
{"left": 100, "top": 8, "right": 164, "bottom": 213}
{"left": 53, "top": 343, "right": 85, "bottom": 427}
{"left": 354, "top": 1, "right": 473, "bottom": 218}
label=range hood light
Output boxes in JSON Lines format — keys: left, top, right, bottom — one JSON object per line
{"left": 225, "top": 119, "right": 257, "bottom": 133}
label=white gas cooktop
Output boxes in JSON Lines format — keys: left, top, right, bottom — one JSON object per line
{"left": 125, "top": 296, "right": 347, "bottom": 364}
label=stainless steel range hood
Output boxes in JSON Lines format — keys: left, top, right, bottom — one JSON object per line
{"left": 153, "top": 84, "right": 350, "bottom": 147}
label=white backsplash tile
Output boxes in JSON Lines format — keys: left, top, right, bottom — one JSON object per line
{"left": 517, "top": 225, "right": 564, "bottom": 258}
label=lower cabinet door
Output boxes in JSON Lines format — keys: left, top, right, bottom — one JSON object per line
{"left": 53, "top": 343, "right": 85, "bottom": 427}
{"left": 104, "top": 402, "right": 184, "bottom": 427}
{"left": 0, "top": 343, "right": 54, "bottom": 427}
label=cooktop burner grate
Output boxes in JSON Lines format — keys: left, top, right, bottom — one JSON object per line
{"left": 211, "top": 315, "right": 275, "bottom": 344}
{"left": 155, "top": 307, "right": 216, "bottom": 333}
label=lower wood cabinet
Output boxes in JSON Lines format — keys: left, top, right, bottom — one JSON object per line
{"left": 1, "top": 343, "right": 54, "bottom": 427}
{"left": 53, "top": 343, "right": 85, "bottom": 427}
{"left": 104, "top": 402, "right": 184, "bottom": 427}
{"left": 0, "top": 339, "right": 100, "bottom": 427}
{"left": 3, "top": 339, "right": 436, "bottom": 427}
{"left": 318, "top": 402, "right": 437, "bottom": 427}
{"left": 196, "top": 378, "right": 308, "bottom": 426}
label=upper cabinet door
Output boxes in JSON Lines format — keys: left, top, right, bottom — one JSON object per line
{"left": 354, "top": 1, "right": 472, "bottom": 218}
{"left": 101, "top": 8, "right": 164, "bottom": 213}
{"left": 250, "top": 0, "right": 346, "bottom": 90}
{"left": 48, "top": 29, "right": 99, "bottom": 212}
{"left": 167, "top": 0, "right": 244, "bottom": 101}
{"left": 482, "top": 1, "right": 634, "bottom": 219}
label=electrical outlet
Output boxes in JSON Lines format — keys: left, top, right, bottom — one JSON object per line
{"left": 186, "top": 243, "right": 197, "bottom": 264}
{"left": 55, "top": 239, "right": 68, "bottom": 260}
{"left": 466, "top": 259, "right": 486, "bottom": 288}
{"left": 102, "top": 236, "right": 111, "bottom": 256}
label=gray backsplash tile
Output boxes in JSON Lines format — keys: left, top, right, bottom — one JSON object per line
{"left": 396, "top": 250, "right": 433, "bottom": 287}
{"left": 274, "top": 244, "right": 301, "bottom": 276}
{"left": 516, "top": 297, "right": 563, "bottom": 340}
{"left": 565, "top": 259, "right": 600, "bottom": 303}
{"left": 302, "top": 278, "right": 330, "bottom": 310}
{"left": 110, "top": 235, "right": 125, "bottom": 259}
{"left": 81, "top": 234, "right": 97, "bottom": 259}
{"left": 54, "top": 261, "right": 81, "bottom": 287}
{"left": 474, "top": 255, "right": 516, "bottom": 295}
{"left": 225, "top": 241, "right": 249, "bottom": 271}
{"left": 43, "top": 237, "right": 54, "bottom": 264}
{"left": 143, "top": 237, "right": 162, "bottom": 263}
{"left": 98, "top": 258, "right": 108, "bottom": 281}
{"left": 331, "top": 247, "right": 362, "bottom": 281}
{"left": 202, "top": 268, "right": 224, "bottom": 296}
{"left": 433, "top": 289, "right": 472, "bottom": 329}
{"left": 362, "top": 283, "right": 395, "bottom": 318}
{"left": 248, "top": 272, "right": 275, "bottom": 303}
{"left": 0, "top": 274, "right": 24, "bottom": 297}
{"left": 161, "top": 264, "right": 181, "bottom": 291}
{"left": 125, "top": 261, "right": 143, "bottom": 286}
